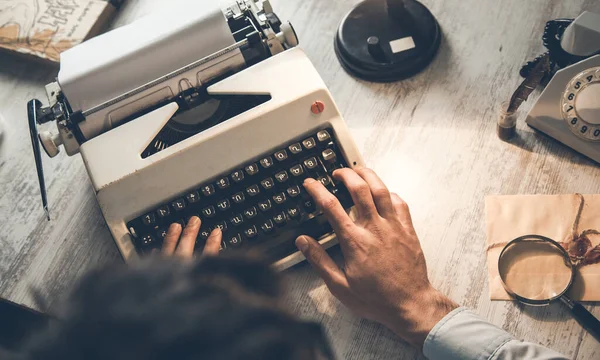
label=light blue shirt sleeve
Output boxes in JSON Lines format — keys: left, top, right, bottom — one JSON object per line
{"left": 423, "top": 307, "right": 568, "bottom": 360}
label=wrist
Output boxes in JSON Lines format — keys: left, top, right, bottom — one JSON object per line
{"left": 389, "top": 287, "right": 458, "bottom": 349}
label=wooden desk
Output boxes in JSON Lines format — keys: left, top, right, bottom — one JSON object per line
{"left": 1, "top": 0, "right": 599, "bottom": 358}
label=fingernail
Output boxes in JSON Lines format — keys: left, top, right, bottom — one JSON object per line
{"left": 170, "top": 223, "right": 182, "bottom": 231}
{"left": 189, "top": 216, "right": 200, "bottom": 226}
{"left": 304, "top": 178, "right": 316, "bottom": 185}
{"left": 295, "top": 236, "right": 309, "bottom": 252}
{"left": 211, "top": 227, "right": 221, "bottom": 235}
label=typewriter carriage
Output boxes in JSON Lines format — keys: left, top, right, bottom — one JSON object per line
{"left": 28, "top": 0, "right": 299, "bottom": 219}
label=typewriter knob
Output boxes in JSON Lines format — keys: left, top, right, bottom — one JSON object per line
{"left": 38, "top": 131, "right": 62, "bottom": 158}
{"left": 277, "top": 22, "right": 298, "bottom": 48}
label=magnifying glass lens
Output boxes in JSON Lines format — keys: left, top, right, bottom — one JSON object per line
{"left": 499, "top": 239, "right": 573, "bottom": 301}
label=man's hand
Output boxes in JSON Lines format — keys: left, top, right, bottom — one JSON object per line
{"left": 161, "top": 216, "right": 222, "bottom": 259}
{"left": 296, "top": 168, "right": 458, "bottom": 348}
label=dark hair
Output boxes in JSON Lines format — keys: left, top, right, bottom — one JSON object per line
{"left": 11, "top": 255, "right": 333, "bottom": 360}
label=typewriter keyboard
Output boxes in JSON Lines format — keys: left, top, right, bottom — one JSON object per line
{"left": 127, "top": 128, "right": 353, "bottom": 262}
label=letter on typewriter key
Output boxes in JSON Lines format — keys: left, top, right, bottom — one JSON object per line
{"left": 142, "top": 213, "right": 156, "bottom": 225}
{"left": 245, "top": 163, "right": 259, "bottom": 176}
{"left": 199, "top": 229, "right": 211, "bottom": 240}
{"left": 317, "top": 130, "right": 331, "bottom": 143}
{"left": 243, "top": 206, "right": 258, "bottom": 219}
{"left": 202, "top": 206, "right": 216, "bottom": 218}
{"left": 275, "top": 171, "right": 289, "bottom": 183}
{"left": 201, "top": 184, "right": 215, "bottom": 197}
{"left": 304, "top": 157, "right": 319, "bottom": 170}
{"left": 302, "top": 137, "right": 316, "bottom": 150}
{"left": 261, "top": 219, "right": 274, "bottom": 233}
{"left": 287, "top": 206, "right": 300, "bottom": 219}
{"left": 261, "top": 177, "right": 275, "bottom": 190}
{"left": 246, "top": 184, "right": 260, "bottom": 197}
{"left": 172, "top": 198, "right": 186, "bottom": 211}
{"left": 287, "top": 185, "right": 301, "bottom": 197}
{"left": 318, "top": 176, "right": 332, "bottom": 187}
{"left": 230, "top": 214, "right": 244, "bottom": 226}
{"left": 260, "top": 157, "right": 274, "bottom": 169}
{"left": 157, "top": 205, "right": 170, "bottom": 218}
{"left": 157, "top": 228, "right": 168, "bottom": 240}
{"left": 228, "top": 233, "right": 243, "bottom": 248}
{"left": 217, "top": 198, "right": 231, "bottom": 211}
{"left": 290, "top": 164, "right": 304, "bottom": 177}
{"left": 273, "top": 192, "right": 287, "bottom": 205}
{"left": 214, "top": 221, "right": 228, "bottom": 231}
{"left": 216, "top": 177, "right": 230, "bottom": 190}
{"left": 303, "top": 199, "right": 316, "bottom": 213}
{"left": 258, "top": 199, "right": 272, "bottom": 212}
{"left": 274, "top": 149, "right": 288, "bottom": 162}
{"left": 244, "top": 225, "right": 258, "bottom": 239}
{"left": 186, "top": 191, "right": 201, "bottom": 204}
{"left": 232, "top": 192, "right": 246, "bottom": 204}
{"left": 288, "top": 143, "right": 303, "bottom": 155}
{"left": 231, "top": 170, "right": 245, "bottom": 183}
{"left": 273, "top": 211, "right": 287, "bottom": 225}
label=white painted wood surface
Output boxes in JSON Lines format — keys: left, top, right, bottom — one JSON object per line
{"left": 1, "top": 0, "right": 599, "bottom": 358}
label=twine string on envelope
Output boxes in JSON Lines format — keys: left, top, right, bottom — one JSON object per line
{"left": 562, "top": 194, "right": 600, "bottom": 266}
{"left": 486, "top": 194, "right": 600, "bottom": 268}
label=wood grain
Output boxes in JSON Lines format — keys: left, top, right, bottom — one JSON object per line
{"left": 1, "top": 0, "right": 599, "bottom": 358}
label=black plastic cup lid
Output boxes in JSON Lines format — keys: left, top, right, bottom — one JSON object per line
{"left": 334, "top": 0, "right": 441, "bottom": 82}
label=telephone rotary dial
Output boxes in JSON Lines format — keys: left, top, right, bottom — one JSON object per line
{"left": 561, "top": 67, "right": 600, "bottom": 141}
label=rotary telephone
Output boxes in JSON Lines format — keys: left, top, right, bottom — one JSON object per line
{"left": 503, "top": 11, "right": 600, "bottom": 163}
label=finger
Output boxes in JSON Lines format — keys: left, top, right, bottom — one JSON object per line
{"left": 161, "top": 223, "right": 182, "bottom": 256}
{"left": 175, "top": 216, "right": 201, "bottom": 258}
{"left": 303, "top": 178, "right": 356, "bottom": 238}
{"left": 332, "top": 168, "right": 378, "bottom": 219}
{"left": 296, "top": 235, "right": 351, "bottom": 298}
{"left": 391, "top": 193, "right": 414, "bottom": 229}
{"left": 202, "top": 228, "right": 222, "bottom": 257}
{"left": 354, "top": 167, "right": 395, "bottom": 219}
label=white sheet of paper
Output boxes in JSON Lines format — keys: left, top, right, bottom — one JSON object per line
{"left": 59, "top": 1, "right": 236, "bottom": 112}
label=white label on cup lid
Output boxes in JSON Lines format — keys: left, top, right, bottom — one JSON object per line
{"left": 389, "top": 36, "right": 416, "bottom": 54}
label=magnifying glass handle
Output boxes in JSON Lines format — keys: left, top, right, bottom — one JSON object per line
{"left": 560, "top": 296, "right": 600, "bottom": 341}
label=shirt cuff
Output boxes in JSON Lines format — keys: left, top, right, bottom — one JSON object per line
{"left": 423, "top": 307, "right": 513, "bottom": 360}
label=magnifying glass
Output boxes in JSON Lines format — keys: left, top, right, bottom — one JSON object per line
{"left": 498, "top": 234, "right": 600, "bottom": 341}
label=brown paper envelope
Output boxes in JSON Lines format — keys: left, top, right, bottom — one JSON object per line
{"left": 485, "top": 194, "right": 600, "bottom": 301}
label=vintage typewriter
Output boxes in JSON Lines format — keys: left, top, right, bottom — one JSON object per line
{"left": 27, "top": 0, "right": 364, "bottom": 269}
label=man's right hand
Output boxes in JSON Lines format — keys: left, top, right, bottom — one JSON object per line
{"left": 296, "top": 167, "right": 458, "bottom": 348}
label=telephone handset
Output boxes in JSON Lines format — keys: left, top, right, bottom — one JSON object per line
{"left": 501, "top": 11, "right": 600, "bottom": 163}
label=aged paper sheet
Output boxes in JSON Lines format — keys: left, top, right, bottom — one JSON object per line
{"left": 486, "top": 194, "right": 600, "bottom": 301}
{"left": 0, "top": 0, "right": 115, "bottom": 63}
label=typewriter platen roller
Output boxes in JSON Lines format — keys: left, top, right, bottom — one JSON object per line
{"left": 27, "top": 0, "right": 365, "bottom": 269}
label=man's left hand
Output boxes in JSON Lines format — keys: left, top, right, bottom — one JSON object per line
{"left": 161, "top": 216, "right": 222, "bottom": 259}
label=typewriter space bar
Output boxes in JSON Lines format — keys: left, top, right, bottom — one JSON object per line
{"left": 262, "top": 215, "right": 334, "bottom": 262}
